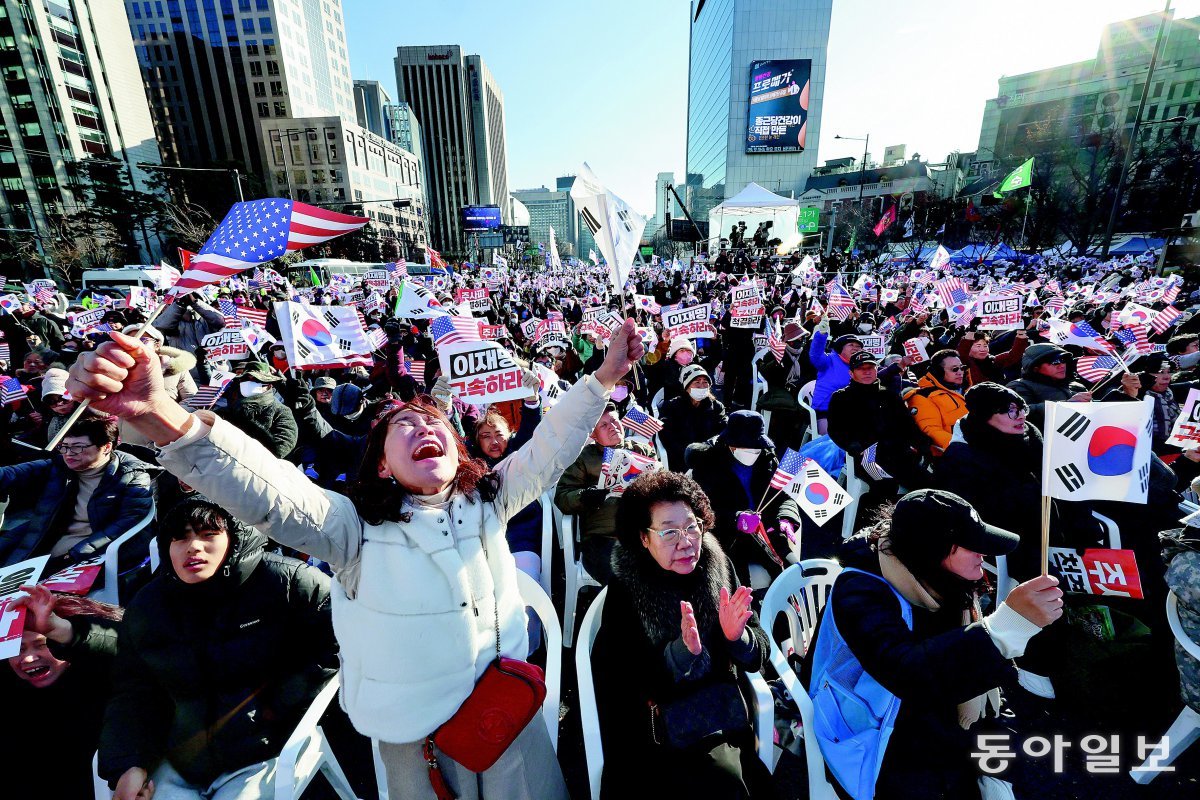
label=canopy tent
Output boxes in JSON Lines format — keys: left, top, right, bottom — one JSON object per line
{"left": 949, "top": 242, "right": 1020, "bottom": 263}
{"left": 708, "top": 182, "right": 801, "bottom": 252}
{"left": 884, "top": 243, "right": 942, "bottom": 263}
{"left": 1109, "top": 235, "right": 1164, "bottom": 255}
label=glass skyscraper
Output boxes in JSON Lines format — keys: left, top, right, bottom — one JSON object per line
{"left": 685, "top": 0, "right": 832, "bottom": 225}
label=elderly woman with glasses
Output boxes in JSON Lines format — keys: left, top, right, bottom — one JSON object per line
{"left": 592, "top": 470, "right": 773, "bottom": 800}
{"left": 934, "top": 382, "right": 1104, "bottom": 583}
{"left": 67, "top": 322, "right": 644, "bottom": 800}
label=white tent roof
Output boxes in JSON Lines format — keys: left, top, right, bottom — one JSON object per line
{"left": 711, "top": 182, "right": 798, "bottom": 214}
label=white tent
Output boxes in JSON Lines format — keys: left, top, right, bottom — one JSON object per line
{"left": 708, "top": 182, "right": 801, "bottom": 252}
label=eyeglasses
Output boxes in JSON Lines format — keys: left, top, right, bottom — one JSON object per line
{"left": 1004, "top": 404, "right": 1027, "bottom": 420}
{"left": 947, "top": 365, "right": 967, "bottom": 373}
{"left": 1045, "top": 357, "right": 1069, "bottom": 366}
{"left": 47, "top": 396, "right": 72, "bottom": 405}
{"left": 647, "top": 521, "right": 703, "bottom": 545}
{"left": 56, "top": 443, "right": 97, "bottom": 455}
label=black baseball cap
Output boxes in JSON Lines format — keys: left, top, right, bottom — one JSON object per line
{"left": 848, "top": 351, "right": 879, "bottom": 370}
{"left": 890, "top": 489, "right": 1019, "bottom": 557}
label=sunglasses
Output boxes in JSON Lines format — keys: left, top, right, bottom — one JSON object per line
{"left": 1045, "top": 357, "right": 1069, "bottom": 366}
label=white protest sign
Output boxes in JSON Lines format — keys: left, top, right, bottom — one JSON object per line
{"left": 363, "top": 269, "right": 390, "bottom": 290}
{"left": 0, "top": 556, "right": 50, "bottom": 659}
{"left": 662, "top": 303, "right": 716, "bottom": 340}
{"left": 69, "top": 308, "right": 106, "bottom": 337}
{"left": 976, "top": 294, "right": 1023, "bottom": 330}
{"left": 857, "top": 335, "right": 888, "bottom": 359}
{"left": 438, "top": 339, "right": 532, "bottom": 405}
{"left": 455, "top": 287, "right": 490, "bottom": 315}
{"left": 729, "top": 282, "right": 765, "bottom": 329}
{"left": 902, "top": 338, "right": 929, "bottom": 363}
{"left": 201, "top": 329, "right": 249, "bottom": 361}
{"left": 1167, "top": 388, "right": 1200, "bottom": 449}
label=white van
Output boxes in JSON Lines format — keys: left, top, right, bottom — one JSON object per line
{"left": 80, "top": 266, "right": 166, "bottom": 292}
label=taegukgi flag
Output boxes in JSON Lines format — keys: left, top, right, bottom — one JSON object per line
{"left": 1041, "top": 399, "right": 1153, "bottom": 504}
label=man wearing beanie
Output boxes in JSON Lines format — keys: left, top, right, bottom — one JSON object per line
{"left": 808, "top": 313, "right": 862, "bottom": 435}
{"left": 1005, "top": 343, "right": 1090, "bottom": 428}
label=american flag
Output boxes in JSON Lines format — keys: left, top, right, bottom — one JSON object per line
{"left": 769, "top": 448, "right": 805, "bottom": 491}
{"left": 826, "top": 281, "right": 857, "bottom": 322}
{"left": 385, "top": 260, "right": 409, "bottom": 281}
{"left": 1151, "top": 305, "right": 1182, "bottom": 335}
{"left": 0, "top": 342, "right": 9, "bottom": 363}
{"left": 366, "top": 327, "right": 388, "bottom": 351}
{"left": 1113, "top": 324, "right": 1150, "bottom": 355}
{"left": 170, "top": 199, "right": 367, "bottom": 297}
{"left": 236, "top": 306, "right": 269, "bottom": 329}
{"left": 621, "top": 407, "right": 663, "bottom": 439}
{"left": 767, "top": 320, "right": 786, "bottom": 362}
{"left": 248, "top": 268, "right": 266, "bottom": 288}
{"left": 184, "top": 379, "right": 232, "bottom": 411}
{"left": 403, "top": 357, "right": 426, "bottom": 377}
{"left": 430, "top": 315, "right": 481, "bottom": 346}
{"left": 1044, "top": 294, "right": 1066, "bottom": 315}
{"left": 31, "top": 285, "right": 55, "bottom": 306}
{"left": 1163, "top": 283, "right": 1181, "bottom": 305}
{"left": 218, "top": 298, "right": 240, "bottom": 328}
{"left": 878, "top": 315, "right": 898, "bottom": 337}
{"left": 933, "top": 276, "right": 971, "bottom": 309}
{"left": 861, "top": 443, "right": 893, "bottom": 481}
{"left": 0, "top": 376, "right": 27, "bottom": 404}
{"left": 1076, "top": 355, "right": 1124, "bottom": 383}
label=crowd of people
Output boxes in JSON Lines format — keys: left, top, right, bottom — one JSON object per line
{"left": 2, "top": 243, "right": 1199, "bottom": 799}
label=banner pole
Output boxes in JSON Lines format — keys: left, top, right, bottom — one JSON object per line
{"left": 1040, "top": 494, "right": 1052, "bottom": 578}
{"left": 47, "top": 301, "right": 168, "bottom": 451}
{"left": 1040, "top": 400, "right": 1055, "bottom": 577}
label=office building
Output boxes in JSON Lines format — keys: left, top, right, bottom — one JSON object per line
{"left": 261, "top": 116, "right": 426, "bottom": 257}
{"left": 511, "top": 184, "right": 574, "bottom": 257}
{"left": 353, "top": 79, "right": 390, "bottom": 140}
{"left": 685, "top": 0, "right": 832, "bottom": 221}
{"left": 394, "top": 45, "right": 510, "bottom": 253}
{"left": 383, "top": 101, "right": 421, "bottom": 155}
{"left": 977, "top": 11, "right": 1200, "bottom": 171}
{"left": 125, "top": 0, "right": 355, "bottom": 173}
{"left": 0, "top": 0, "right": 162, "bottom": 259}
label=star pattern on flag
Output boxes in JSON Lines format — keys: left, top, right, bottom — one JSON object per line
{"left": 201, "top": 199, "right": 291, "bottom": 262}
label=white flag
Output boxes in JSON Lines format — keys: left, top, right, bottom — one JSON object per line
{"left": 1041, "top": 399, "right": 1153, "bottom": 504}
{"left": 547, "top": 226, "right": 563, "bottom": 269}
{"left": 492, "top": 252, "right": 508, "bottom": 269}
{"left": 928, "top": 244, "right": 951, "bottom": 273}
{"left": 589, "top": 249, "right": 599, "bottom": 266}
{"left": 570, "top": 163, "right": 646, "bottom": 293}
{"left": 275, "top": 301, "right": 372, "bottom": 369}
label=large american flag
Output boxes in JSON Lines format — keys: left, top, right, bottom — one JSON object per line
{"left": 933, "top": 276, "right": 971, "bottom": 309}
{"left": 430, "top": 315, "right": 481, "bottom": 347}
{"left": 1150, "top": 305, "right": 1182, "bottom": 335}
{"left": 621, "top": 407, "right": 663, "bottom": 439}
{"left": 170, "top": 199, "right": 367, "bottom": 297}
{"left": 769, "top": 448, "right": 805, "bottom": 491}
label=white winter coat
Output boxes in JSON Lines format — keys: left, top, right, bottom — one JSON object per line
{"left": 156, "top": 373, "right": 610, "bottom": 742}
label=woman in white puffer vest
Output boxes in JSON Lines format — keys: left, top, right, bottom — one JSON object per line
{"left": 67, "top": 320, "right": 645, "bottom": 800}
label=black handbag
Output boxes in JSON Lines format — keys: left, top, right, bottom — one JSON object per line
{"left": 648, "top": 682, "right": 750, "bottom": 750}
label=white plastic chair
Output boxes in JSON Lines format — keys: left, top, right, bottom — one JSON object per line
{"left": 90, "top": 505, "right": 156, "bottom": 605}
{"left": 1132, "top": 591, "right": 1200, "bottom": 783}
{"left": 515, "top": 569, "right": 562, "bottom": 751}
{"left": 576, "top": 586, "right": 608, "bottom": 800}
{"left": 756, "top": 559, "right": 842, "bottom": 797}
{"left": 551, "top": 503, "right": 600, "bottom": 648}
{"left": 749, "top": 347, "right": 773, "bottom": 429}
{"left": 839, "top": 453, "right": 868, "bottom": 541}
{"left": 796, "top": 380, "right": 818, "bottom": 446}
{"left": 653, "top": 433, "right": 670, "bottom": 471}
{"left": 650, "top": 387, "right": 666, "bottom": 418}
{"left": 92, "top": 675, "right": 356, "bottom": 800}
{"left": 538, "top": 490, "right": 555, "bottom": 595}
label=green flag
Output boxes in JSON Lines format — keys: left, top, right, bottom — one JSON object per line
{"left": 997, "top": 157, "right": 1034, "bottom": 194}
{"left": 309, "top": 266, "right": 322, "bottom": 288}
{"left": 844, "top": 231, "right": 857, "bottom": 254}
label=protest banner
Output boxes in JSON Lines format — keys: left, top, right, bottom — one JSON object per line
{"left": 456, "top": 287, "right": 490, "bottom": 314}
{"left": 729, "top": 282, "right": 765, "bottom": 329}
{"left": 857, "top": 334, "right": 888, "bottom": 359}
{"left": 532, "top": 319, "right": 570, "bottom": 351}
{"left": 480, "top": 324, "right": 509, "bottom": 341}
{"left": 1167, "top": 388, "right": 1200, "bottom": 449}
{"left": 976, "top": 294, "right": 1023, "bottom": 330}
{"left": 0, "top": 555, "right": 50, "bottom": 659}
{"left": 519, "top": 316, "right": 540, "bottom": 341}
{"left": 363, "top": 269, "right": 390, "bottom": 290}
{"left": 39, "top": 556, "right": 104, "bottom": 595}
{"left": 437, "top": 339, "right": 532, "bottom": 405}
{"left": 1047, "top": 547, "right": 1144, "bottom": 599}
{"left": 902, "top": 338, "right": 928, "bottom": 363}
{"left": 201, "top": 328, "right": 249, "bottom": 361}
{"left": 662, "top": 303, "right": 716, "bottom": 340}
{"left": 69, "top": 308, "right": 107, "bottom": 337}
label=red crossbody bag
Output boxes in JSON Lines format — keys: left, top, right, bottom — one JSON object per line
{"left": 423, "top": 538, "right": 546, "bottom": 800}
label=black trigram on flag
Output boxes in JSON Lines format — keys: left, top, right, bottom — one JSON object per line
{"left": 1056, "top": 410, "right": 1091, "bottom": 442}
{"left": 1055, "top": 462, "right": 1085, "bottom": 492}
{"left": 337, "top": 338, "right": 353, "bottom": 352}
{"left": 323, "top": 310, "right": 340, "bottom": 329}
{"left": 804, "top": 468, "right": 821, "bottom": 480}
{"left": 1139, "top": 462, "right": 1150, "bottom": 494}
{"left": 580, "top": 207, "right": 601, "bottom": 236}
{"left": 813, "top": 509, "right": 828, "bottom": 519}
{"left": 295, "top": 340, "right": 312, "bottom": 359}
{"left": 291, "top": 308, "right": 301, "bottom": 326}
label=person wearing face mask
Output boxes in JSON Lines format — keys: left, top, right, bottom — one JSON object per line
{"left": 655, "top": 337, "right": 698, "bottom": 405}
{"left": 4, "top": 585, "right": 122, "bottom": 800}
{"left": 685, "top": 411, "right": 802, "bottom": 581}
{"left": 954, "top": 329, "right": 1029, "bottom": 388}
{"left": 556, "top": 403, "right": 656, "bottom": 584}
{"left": 216, "top": 361, "right": 298, "bottom": 459}
{"left": 659, "top": 364, "right": 729, "bottom": 470}
{"left": 809, "top": 313, "right": 862, "bottom": 436}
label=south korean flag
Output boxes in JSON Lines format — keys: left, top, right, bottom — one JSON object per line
{"left": 782, "top": 458, "right": 853, "bottom": 527}
{"left": 1042, "top": 399, "right": 1153, "bottom": 504}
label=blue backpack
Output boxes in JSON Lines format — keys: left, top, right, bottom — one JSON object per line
{"left": 809, "top": 567, "right": 913, "bottom": 800}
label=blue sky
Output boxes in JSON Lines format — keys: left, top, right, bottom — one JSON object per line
{"left": 344, "top": 0, "right": 1200, "bottom": 215}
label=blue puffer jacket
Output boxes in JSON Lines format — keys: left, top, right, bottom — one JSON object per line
{"left": 809, "top": 328, "right": 852, "bottom": 411}
{"left": 0, "top": 451, "right": 155, "bottom": 569}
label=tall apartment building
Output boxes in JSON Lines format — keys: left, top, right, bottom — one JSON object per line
{"left": 394, "top": 45, "right": 509, "bottom": 253}
{"left": 0, "top": 0, "right": 161, "bottom": 259}
{"left": 353, "top": 78, "right": 389, "bottom": 139}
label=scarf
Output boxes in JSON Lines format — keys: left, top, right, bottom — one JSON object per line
{"left": 876, "top": 544, "right": 1001, "bottom": 729}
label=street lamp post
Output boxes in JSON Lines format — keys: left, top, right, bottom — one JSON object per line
{"left": 135, "top": 162, "right": 245, "bottom": 203}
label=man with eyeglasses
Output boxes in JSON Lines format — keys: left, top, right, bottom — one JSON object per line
{"left": 1006, "top": 343, "right": 1092, "bottom": 429}
{"left": 906, "top": 349, "right": 969, "bottom": 457}
{"left": 0, "top": 415, "right": 154, "bottom": 574}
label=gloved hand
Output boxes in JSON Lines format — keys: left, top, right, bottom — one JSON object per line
{"left": 431, "top": 375, "right": 455, "bottom": 413}
{"left": 815, "top": 315, "right": 830, "bottom": 334}
{"left": 581, "top": 488, "right": 608, "bottom": 508}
